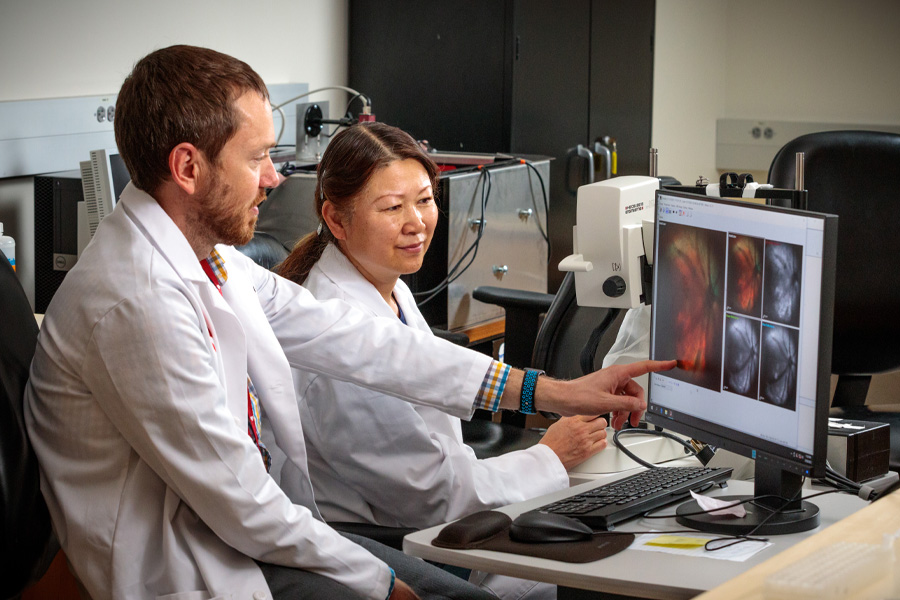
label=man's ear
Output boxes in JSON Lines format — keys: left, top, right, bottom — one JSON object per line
{"left": 321, "top": 200, "right": 348, "bottom": 241}
{"left": 168, "top": 143, "right": 206, "bottom": 195}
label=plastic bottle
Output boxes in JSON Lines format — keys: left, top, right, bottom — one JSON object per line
{"left": 0, "top": 222, "right": 15, "bottom": 272}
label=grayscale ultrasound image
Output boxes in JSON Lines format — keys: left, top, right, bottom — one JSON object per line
{"left": 723, "top": 314, "right": 760, "bottom": 399}
{"left": 759, "top": 323, "right": 799, "bottom": 410}
{"left": 762, "top": 241, "right": 803, "bottom": 327}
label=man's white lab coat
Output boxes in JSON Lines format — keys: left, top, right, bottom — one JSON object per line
{"left": 288, "top": 244, "right": 569, "bottom": 528}
{"left": 24, "top": 184, "right": 492, "bottom": 600}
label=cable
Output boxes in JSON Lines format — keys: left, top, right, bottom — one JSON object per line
{"left": 414, "top": 166, "right": 494, "bottom": 306}
{"left": 519, "top": 160, "right": 550, "bottom": 245}
{"left": 343, "top": 92, "right": 370, "bottom": 117}
{"left": 646, "top": 487, "right": 852, "bottom": 551}
{"left": 416, "top": 158, "right": 546, "bottom": 306}
{"left": 611, "top": 427, "right": 698, "bottom": 470}
{"left": 415, "top": 171, "right": 488, "bottom": 305}
{"left": 270, "top": 86, "right": 372, "bottom": 146}
{"left": 272, "top": 86, "right": 371, "bottom": 112}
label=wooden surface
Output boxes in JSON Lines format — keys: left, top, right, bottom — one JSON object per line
{"left": 696, "top": 487, "right": 900, "bottom": 599}
{"left": 461, "top": 317, "right": 504, "bottom": 346}
{"left": 23, "top": 551, "right": 83, "bottom": 600}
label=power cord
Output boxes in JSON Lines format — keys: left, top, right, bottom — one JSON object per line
{"left": 815, "top": 462, "right": 899, "bottom": 501}
{"left": 415, "top": 166, "right": 493, "bottom": 306}
{"left": 271, "top": 85, "right": 372, "bottom": 146}
{"left": 611, "top": 426, "right": 700, "bottom": 470}
{"left": 636, "top": 487, "right": 854, "bottom": 552}
{"left": 518, "top": 160, "right": 551, "bottom": 253}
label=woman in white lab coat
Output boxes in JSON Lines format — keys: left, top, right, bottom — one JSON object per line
{"left": 277, "top": 123, "right": 610, "bottom": 600}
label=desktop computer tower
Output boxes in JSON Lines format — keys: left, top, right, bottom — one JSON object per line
{"left": 33, "top": 171, "right": 83, "bottom": 313}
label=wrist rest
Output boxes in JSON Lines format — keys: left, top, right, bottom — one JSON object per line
{"left": 432, "top": 510, "right": 633, "bottom": 563}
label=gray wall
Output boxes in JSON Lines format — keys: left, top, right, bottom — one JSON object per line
{"left": 0, "top": 0, "right": 349, "bottom": 307}
{"left": 653, "top": 0, "right": 900, "bottom": 184}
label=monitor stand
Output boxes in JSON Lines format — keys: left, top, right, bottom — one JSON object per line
{"left": 675, "top": 460, "right": 820, "bottom": 536}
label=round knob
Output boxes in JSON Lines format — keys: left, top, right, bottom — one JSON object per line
{"left": 603, "top": 276, "right": 626, "bottom": 298}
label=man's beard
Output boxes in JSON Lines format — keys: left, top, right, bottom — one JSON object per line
{"left": 193, "top": 171, "right": 265, "bottom": 248}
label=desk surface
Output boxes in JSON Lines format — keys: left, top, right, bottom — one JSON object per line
{"left": 403, "top": 475, "right": 868, "bottom": 599}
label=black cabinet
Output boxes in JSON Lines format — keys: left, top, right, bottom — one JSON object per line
{"left": 349, "top": 0, "right": 655, "bottom": 291}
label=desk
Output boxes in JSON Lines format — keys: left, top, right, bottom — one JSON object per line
{"left": 403, "top": 475, "right": 868, "bottom": 599}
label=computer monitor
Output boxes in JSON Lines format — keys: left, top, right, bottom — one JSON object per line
{"left": 645, "top": 188, "right": 838, "bottom": 535}
{"left": 80, "top": 149, "right": 130, "bottom": 238}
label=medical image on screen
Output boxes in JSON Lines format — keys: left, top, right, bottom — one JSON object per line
{"left": 723, "top": 314, "right": 760, "bottom": 399}
{"left": 654, "top": 222, "right": 727, "bottom": 392}
{"left": 763, "top": 241, "right": 803, "bottom": 327}
{"left": 759, "top": 323, "right": 799, "bottom": 410}
{"left": 726, "top": 234, "right": 763, "bottom": 318}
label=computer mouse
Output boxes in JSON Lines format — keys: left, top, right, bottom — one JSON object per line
{"left": 509, "top": 511, "right": 594, "bottom": 543}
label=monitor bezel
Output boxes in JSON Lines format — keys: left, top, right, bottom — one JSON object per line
{"left": 645, "top": 188, "right": 837, "bottom": 479}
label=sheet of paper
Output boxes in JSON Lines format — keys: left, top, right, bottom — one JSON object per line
{"left": 690, "top": 490, "right": 747, "bottom": 517}
{"left": 630, "top": 533, "right": 771, "bottom": 562}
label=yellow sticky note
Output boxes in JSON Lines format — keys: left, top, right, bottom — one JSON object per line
{"left": 644, "top": 535, "right": 707, "bottom": 549}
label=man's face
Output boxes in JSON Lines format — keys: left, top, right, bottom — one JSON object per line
{"left": 193, "top": 91, "right": 278, "bottom": 247}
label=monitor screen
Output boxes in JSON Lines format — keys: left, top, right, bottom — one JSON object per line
{"left": 646, "top": 189, "right": 837, "bottom": 481}
{"left": 81, "top": 149, "right": 132, "bottom": 238}
{"left": 109, "top": 152, "right": 130, "bottom": 203}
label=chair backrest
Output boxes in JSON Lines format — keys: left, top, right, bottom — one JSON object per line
{"left": 235, "top": 230, "right": 291, "bottom": 271}
{"left": 0, "top": 251, "right": 57, "bottom": 595}
{"left": 256, "top": 173, "right": 319, "bottom": 251}
{"left": 532, "top": 271, "right": 626, "bottom": 379}
{"left": 767, "top": 131, "right": 900, "bottom": 382}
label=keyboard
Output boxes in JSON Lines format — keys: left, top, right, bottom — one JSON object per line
{"left": 536, "top": 466, "right": 733, "bottom": 529}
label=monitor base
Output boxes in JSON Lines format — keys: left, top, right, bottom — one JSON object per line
{"left": 675, "top": 495, "right": 820, "bottom": 536}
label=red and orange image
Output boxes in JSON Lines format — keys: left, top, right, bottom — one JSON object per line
{"left": 726, "top": 234, "right": 763, "bottom": 318}
{"left": 653, "top": 222, "right": 726, "bottom": 392}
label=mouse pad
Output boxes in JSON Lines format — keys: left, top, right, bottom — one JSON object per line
{"left": 432, "top": 510, "right": 634, "bottom": 563}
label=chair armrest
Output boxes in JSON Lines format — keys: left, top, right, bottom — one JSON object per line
{"left": 430, "top": 327, "right": 470, "bottom": 347}
{"left": 472, "top": 286, "right": 556, "bottom": 370}
{"left": 472, "top": 286, "right": 555, "bottom": 312}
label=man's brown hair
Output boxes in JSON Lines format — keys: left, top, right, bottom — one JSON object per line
{"left": 114, "top": 45, "right": 268, "bottom": 195}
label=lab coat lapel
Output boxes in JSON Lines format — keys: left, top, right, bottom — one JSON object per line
{"left": 119, "top": 185, "right": 248, "bottom": 422}
{"left": 201, "top": 285, "right": 249, "bottom": 422}
{"left": 220, "top": 250, "right": 320, "bottom": 514}
{"left": 393, "top": 280, "right": 430, "bottom": 331}
{"left": 317, "top": 244, "right": 398, "bottom": 321}
{"left": 222, "top": 254, "right": 304, "bottom": 449}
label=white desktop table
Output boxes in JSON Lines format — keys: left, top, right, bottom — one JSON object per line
{"left": 403, "top": 469, "right": 868, "bottom": 599}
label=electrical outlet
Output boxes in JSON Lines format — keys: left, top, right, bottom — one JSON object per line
{"left": 0, "top": 83, "right": 307, "bottom": 178}
{"left": 295, "top": 101, "right": 330, "bottom": 162}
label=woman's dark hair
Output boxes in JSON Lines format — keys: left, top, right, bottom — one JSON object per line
{"left": 278, "top": 122, "right": 439, "bottom": 284}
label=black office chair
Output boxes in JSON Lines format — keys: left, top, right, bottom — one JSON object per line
{"left": 768, "top": 130, "right": 900, "bottom": 471}
{"left": 0, "top": 251, "right": 58, "bottom": 596}
{"left": 470, "top": 272, "right": 627, "bottom": 430}
{"left": 235, "top": 231, "right": 291, "bottom": 271}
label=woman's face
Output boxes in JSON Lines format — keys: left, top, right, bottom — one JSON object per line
{"left": 335, "top": 158, "right": 438, "bottom": 290}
